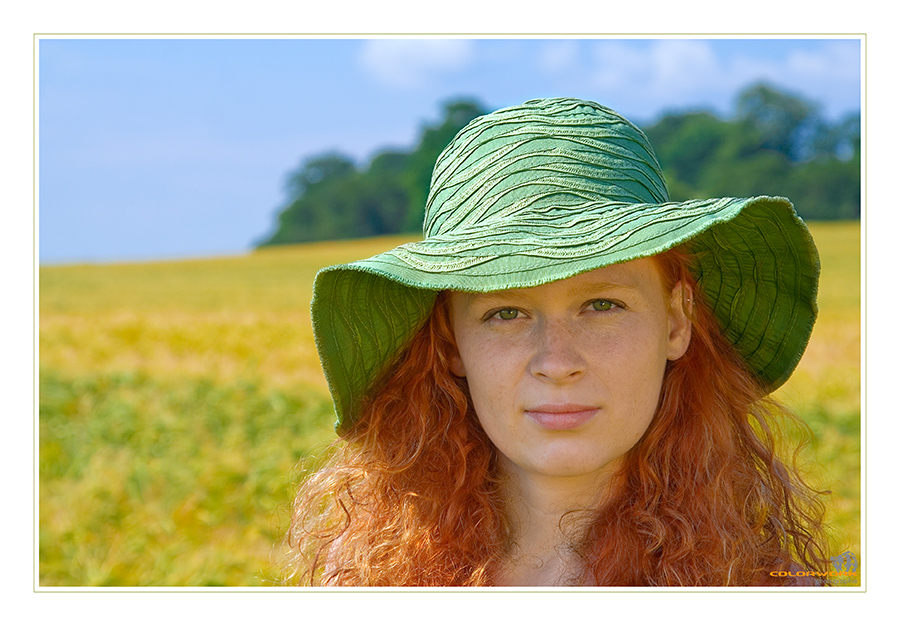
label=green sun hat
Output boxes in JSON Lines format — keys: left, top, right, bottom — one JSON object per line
{"left": 311, "top": 98, "right": 820, "bottom": 434}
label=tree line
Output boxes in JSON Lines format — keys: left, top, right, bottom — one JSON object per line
{"left": 257, "top": 84, "right": 860, "bottom": 247}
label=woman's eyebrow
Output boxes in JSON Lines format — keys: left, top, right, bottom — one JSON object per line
{"left": 466, "top": 280, "right": 640, "bottom": 307}
{"left": 569, "top": 280, "right": 641, "bottom": 297}
{"left": 466, "top": 291, "right": 520, "bottom": 306}
{"left": 465, "top": 290, "right": 534, "bottom": 311}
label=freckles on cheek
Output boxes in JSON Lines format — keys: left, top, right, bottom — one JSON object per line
{"left": 464, "top": 352, "right": 500, "bottom": 397}
{"left": 598, "top": 338, "right": 668, "bottom": 415}
{"left": 461, "top": 348, "right": 515, "bottom": 422}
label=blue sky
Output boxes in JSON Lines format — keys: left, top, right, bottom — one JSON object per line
{"left": 38, "top": 37, "right": 862, "bottom": 264}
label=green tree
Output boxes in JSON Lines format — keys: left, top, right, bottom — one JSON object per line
{"left": 260, "top": 87, "right": 858, "bottom": 248}
{"left": 646, "top": 111, "right": 733, "bottom": 191}
{"left": 258, "top": 98, "right": 486, "bottom": 246}
{"left": 646, "top": 83, "right": 859, "bottom": 220}
{"left": 735, "top": 83, "right": 818, "bottom": 161}
{"left": 284, "top": 153, "right": 356, "bottom": 197}
{"left": 259, "top": 153, "right": 359, "bottom": 245}
{"left": 401, "top": 99, "right": 486, "bottom": 231}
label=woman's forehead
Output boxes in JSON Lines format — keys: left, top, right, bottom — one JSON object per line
{"left": 455, "top": 257, "right": 664, "bottom": 304}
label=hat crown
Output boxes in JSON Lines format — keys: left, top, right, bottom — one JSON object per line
{"left": 423, "top": 98, "right": 670, "bottom": 238}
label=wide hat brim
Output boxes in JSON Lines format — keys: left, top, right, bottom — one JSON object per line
{"left": 312, "top": 194, "right": 819, "bottom": 434}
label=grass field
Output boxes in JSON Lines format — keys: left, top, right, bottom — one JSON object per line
{"left": 38, "top": 224, "right": 861, "bottom": 586}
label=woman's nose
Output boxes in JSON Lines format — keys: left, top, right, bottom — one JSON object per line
{"left": 528, "top": 321, "right": 587, "bottom": 383}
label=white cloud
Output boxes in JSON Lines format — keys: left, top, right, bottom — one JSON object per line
{"left": 587, "top": 40, "right": 731, "bottom": 117}
{"left": 536, "top": 40, "right": 579, "bottom": 74}
{"left": 782, "top": 41, "right": 861, "bottom": 117}
{"left": 359, "top": 39, "right": 476, "bottom": 88}
{"left": 579, "top": 39, "right": 860, "bottom": 120}
{"left": 648, "top": 40, "right": 721, "bottom": 92}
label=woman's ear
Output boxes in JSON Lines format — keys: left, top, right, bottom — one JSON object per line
{"left": 667, "top": 281, "right": 693, "bottom": 361}
{"left": 449, "top": 350, "right": 467, "bottom": 377}
{"left": 444, "top": 292, "right": 467, "bottom": 377}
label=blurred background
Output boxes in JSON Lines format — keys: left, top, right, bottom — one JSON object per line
{"left": 39, "top": 37, "right": 861, "bottom": 264}
{"left": 38, "top": 36, "right": 861, "bottom": 586}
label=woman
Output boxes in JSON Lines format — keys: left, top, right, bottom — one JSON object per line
{"left": 284, "top": 98, "right": 829, "bottom": 586}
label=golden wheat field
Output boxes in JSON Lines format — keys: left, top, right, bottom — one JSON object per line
{"left": 38, "top": 223, "right": 861, "bottom": 586}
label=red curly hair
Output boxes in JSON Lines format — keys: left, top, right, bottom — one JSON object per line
{"left": 284, "top": 248, "right": 829, "bottom": 586}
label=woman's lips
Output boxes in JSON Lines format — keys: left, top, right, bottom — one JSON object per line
{"left": 524, "top": 404, "right": 599, "bottom": 430}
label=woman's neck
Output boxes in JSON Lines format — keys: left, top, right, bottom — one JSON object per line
{"left": 496, "top": 459, "right": 618, "bottom": 586}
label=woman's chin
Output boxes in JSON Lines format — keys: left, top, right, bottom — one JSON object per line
{"left": 502, "top": 447, "right": 623, "bottom": 483}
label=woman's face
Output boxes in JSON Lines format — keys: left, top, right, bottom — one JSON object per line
{"left": 448, "top": 257, "right": 691, "bottom": 487}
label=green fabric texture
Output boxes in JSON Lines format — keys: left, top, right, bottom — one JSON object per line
{"left": 310, "top": 98, "right": 820, "bottom": 434}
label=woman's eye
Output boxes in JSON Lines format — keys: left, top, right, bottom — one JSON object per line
{"left": 590, "top": 300, "right": 617, "bottom": 312}
{"left": 494, "top": 308, "right": 519, "bottom": 320}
